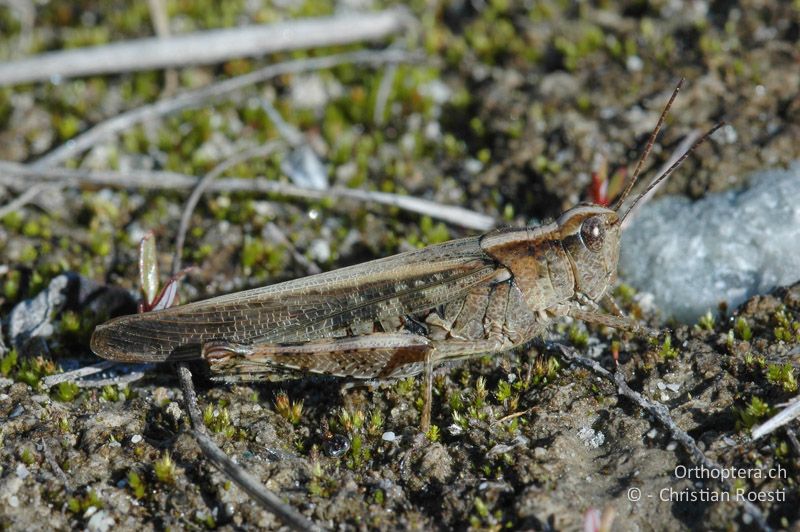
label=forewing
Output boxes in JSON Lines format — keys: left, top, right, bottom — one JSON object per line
{"left": 92, "top": 236, "right": 499, "bottom": 361}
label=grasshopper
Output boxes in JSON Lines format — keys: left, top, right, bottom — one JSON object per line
{"left": 91, "top": 81, "right": 720, "bottom": 431}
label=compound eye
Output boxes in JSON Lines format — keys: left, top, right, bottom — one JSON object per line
{"left": 580, "top": 216, "right": 605, "bottom": 252}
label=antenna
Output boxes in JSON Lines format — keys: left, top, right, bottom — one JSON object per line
{"left": 612, "top": 78, "right": 684, "bottom": 212}
{"left": 619, "top": 122, "right": 724, "bottom": 224}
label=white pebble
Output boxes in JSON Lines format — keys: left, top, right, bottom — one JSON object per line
{"left": 15, "top": 464, "right": 29, "bottom": 479}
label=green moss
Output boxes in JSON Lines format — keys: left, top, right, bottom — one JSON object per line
{"left": 19, "top": 447, "right": 35, "bottom": 465}
{"left": 766, "top": 363, "right": 798, "bottom": 393}
{"left": 154, "top": 451, "right": 176, "bottom": 485}
{"left": 738, "top": 397, "right": 772, "bottom": 429}
{"left": 395, "top": 377, "right": 415, "bottom": 396}
{"left": 473, "top": 376, "right": 488, "bottom": 407}
{"left": 202, "top": 404, "right": 229, "bottom": 435}
{"left": 59, "top": 310, "right": 81, "bottom": 333}
{"left": 127, "top": 470, "right": 146, "bottom": 499}
{"left": 66, "top": 489, "right": 102, "bottom": 514}
{"left": 101, "top": 385, "right": 119, "bottom": 402}
{"left": 567, "top": 324, "right": 589, "bottom": 349}
{"left": 2, "top": 210, "right": 23, "bottom": 231}
{"left": 54, "top": 381, "right": 80, "bottom": 402}
{"left": 89, "top": 231, "right": 113, "bottom": 257}
{"left": 494, "top": 380, "right": 513, "bottom": 403}
{"left": 773, "top": 309, "right": 800, "bottom": 343}
{"left": 53, "top": 114, "right": 82, "bottom": 141}
{"left": 473, "top": 496, "right": 490, "bottom": 519}
{"left": 734, "top": 317, "right": 753, "bottom": 341}
{"left": 658, "top": 336, "right": 679, "bottom": 361}
{"left": 531, "top": 356, "right": 560, "bottom": 386}
{"left": 14, "top": 356, "right": 57, "bottom": 391}
{"left": 19, "top": 244, "right": 38, "bottom": 263}
{"left": 0, "top": 349, "right": 18, "bottom": 377}
{"left": 2, "top": 270, "right": 20, "bottom": 301}
{"left": 273, "top": 391, "right": 304, "bottom": 425}
{"left": 419, "top": 216, "right": 450, "bottom": 245}
{"left": 367, "top": 410, "right": 384, "bottom": 437}
{"left": 695, "top": 310, "right": 716, "bottom": 331}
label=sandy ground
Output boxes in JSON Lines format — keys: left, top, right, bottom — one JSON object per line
{"left": 0, "top": 1, "right": 799, "bottom": 530}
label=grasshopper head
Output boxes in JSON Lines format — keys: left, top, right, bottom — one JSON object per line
{"left": 557, "top": 204, "right": 621, "bottom": 301}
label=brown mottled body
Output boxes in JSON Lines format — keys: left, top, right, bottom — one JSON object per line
{"left": 91, "top": 81, "right": 720, "bottom": 430}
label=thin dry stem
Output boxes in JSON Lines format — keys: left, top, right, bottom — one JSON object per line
{"left": 171, "top": 142, "right": 284, "bottom": 275}
{"left": 0, "top": 9, "right": 413, "bottom": 86}
{"left": 177, "top": 364, "right": 321, "bottom": 532}
{"left": 0, "top": 160, "right": 495, "bottom": 230}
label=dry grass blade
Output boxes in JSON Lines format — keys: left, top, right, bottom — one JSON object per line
{"left": 32, "top": 48, "right": 416, "bottom": 169}
{"left": 0, "top": 9, "right": 413, "bottom": 86}
{"left": 751, "top": 397, "right": 800, "bottom": 441}
{"left": 0, "top": 160, "right": 496, "bottom": 230}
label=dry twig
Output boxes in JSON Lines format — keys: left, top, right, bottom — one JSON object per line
{"left": 0, "top": 9, "right": 413, "bottom": 86}
{"left": 0, "top": 160, "right": 496, "bottom": 230}
{"left": 177, "top": 364, "right": 321, "bottom": 532}
{"left": 751, "top": 397, "right": 800, "bottom": 441}
{"left": 40, "top": 437, "right": 71, "bottom": 493}
{"left": 31, "top": 47, "right": 416, "bottom": 169}
{"left": 0, "top": 49, "right": 418, "bottom": 216}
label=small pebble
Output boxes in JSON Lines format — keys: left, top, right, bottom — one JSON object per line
{"left": 626, "top": 55, "right": 644, "bottom": 72}
{"left": 165, "top": 402, "right": 182, "bottom": 423}
{"left": 577, "top": 427, "right": 605, "bottom": 448}
{"left": 8, "top": 496, "right": 19, "bottom": 508}
{"left": 9, "top": 404, "right": 24, "bottom": 419}
{"left": 152, "top": 387, "right": 170, "bottom": 406}
{"left": 15, "top": 464, "right": 29, "bottom": 479}
{"left": 381, "top": 431, "right": 396, "bottom": 442}
{"left": 647, "top": 428, "right": 658, "bottom": 439}
{"left": 131, "top": 434, "right": 143, "bottom": 444}
{"left": 87, "top": 510, "right": 114, "bottom": 532}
